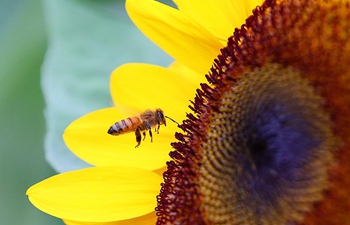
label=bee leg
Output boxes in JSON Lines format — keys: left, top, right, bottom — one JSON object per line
{"left": 144, "top": 122, "right": 152, "bottom": 142}
{"left": 142, "top": 132, "right": 146, "bottom": 141}
{"left": 135, "top": 127, "right": 142, "bottom": 148}
{"left": 149, "top": 129, "right": 153, "bottom": 142}
{"left": 157, "top": 124, "right": 160, "bottom": 134}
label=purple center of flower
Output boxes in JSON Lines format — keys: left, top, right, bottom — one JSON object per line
{"left": 198, "top": 64, "right": 334, "bottom": 224}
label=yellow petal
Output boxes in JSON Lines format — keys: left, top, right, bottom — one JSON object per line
{"left": 126, "top": 0, "right": 223, "bottom": 74}
{"left": 64, "top": 220, "right": 119, "bottom": 225}
{"left": 27, "top": 167, "right": 162, "bottom": 222}
{"left": 167, "top": 61, "right": 207, "bottom": 87}
{"left": 173, "top": 0, "right": 249, "bottom": 43}
{"left": 153, "top": 166, "right": 166, "bottom": 177}
{"left": 110, "top": 63, "right": 197, "bottom": 119}
{"left": 63, "top": 107, "right": 174, "bottom": 170}
{"left": 64, "top": 212, "right": 156, "bottom": 225}
{"left": 64, "top": 220, "right": 116, "bottom": 225}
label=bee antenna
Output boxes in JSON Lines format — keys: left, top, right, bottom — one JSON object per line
{"left": 165, "top": 116, "right": 180, "bottom": 125}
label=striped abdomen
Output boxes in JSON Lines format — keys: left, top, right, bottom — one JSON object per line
{"left": 107, "top": 117, "right": 141, "bottom": 136}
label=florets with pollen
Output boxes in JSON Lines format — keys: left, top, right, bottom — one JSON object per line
{"left": 156, "top": 0, "right": 350, "bottom": 225}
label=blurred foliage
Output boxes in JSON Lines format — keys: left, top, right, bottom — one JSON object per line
{"left": 0, "top": 0, "right": 62, "bottom": 224}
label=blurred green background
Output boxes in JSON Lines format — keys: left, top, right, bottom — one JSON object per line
{"left": 0, "top": 0, "right": 171, "bottom": 224}
{"left": 0, "top": 0, "right": 61, "bottom": 224}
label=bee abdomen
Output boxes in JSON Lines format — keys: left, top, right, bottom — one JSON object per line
{"left": 107, "top": 122, "right": 123, "bottom": 135}
{"left": 107, "top": 117, "right": 140, "bottom": 136}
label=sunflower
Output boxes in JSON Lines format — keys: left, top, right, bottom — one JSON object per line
{"left": 27, "top": 0, "right": 350, "bottom": 224}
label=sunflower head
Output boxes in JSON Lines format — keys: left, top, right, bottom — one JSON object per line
{"left": 157, "top": 0, "right": 350, "bottom": 224}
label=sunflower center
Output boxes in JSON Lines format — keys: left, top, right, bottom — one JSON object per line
{"left": 199, "top": 64, "right": 334, "bottom": 224}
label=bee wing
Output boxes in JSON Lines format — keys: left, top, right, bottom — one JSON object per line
{"left": 113, "top": 104, "right": 141, "bottom": 118}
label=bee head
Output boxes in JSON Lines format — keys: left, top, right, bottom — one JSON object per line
{"left": 156, "top": 109, "right": 167, "bottom": 126}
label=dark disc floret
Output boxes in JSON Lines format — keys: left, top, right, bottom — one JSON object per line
{"left": 199, "top": 64, "right": 334, "bottom": 224}
{"left": 156, "top": 0, "right": 350, "bottom": 224}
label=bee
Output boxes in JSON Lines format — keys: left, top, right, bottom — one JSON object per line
{"left": 107, "top": 108, "right": 178, "bottom": 148}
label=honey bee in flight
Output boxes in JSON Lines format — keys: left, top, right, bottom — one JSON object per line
{"left": 107, "top": 108, "right": 178, "bottom": 148}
